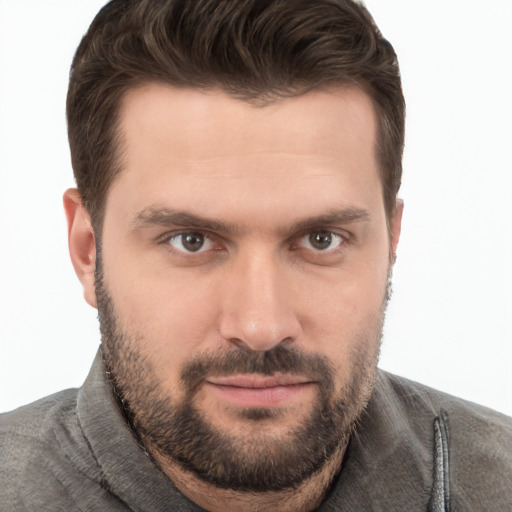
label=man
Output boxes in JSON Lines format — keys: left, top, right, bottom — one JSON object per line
{"left": 1, "top": 0, "right": 511, "bottom": 510}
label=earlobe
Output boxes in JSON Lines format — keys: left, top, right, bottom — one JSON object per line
{"left": 63, "top": 188, "right": 98, "bottom": 308}
{"left": 390, "top": 198, "right": 404, "bottom": 260}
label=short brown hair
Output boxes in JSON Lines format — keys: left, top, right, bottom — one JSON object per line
{"left": 67, "top": 0, "right": 405, "bottom": 230}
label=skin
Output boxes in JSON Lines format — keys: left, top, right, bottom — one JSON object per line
{"left": 64, "top": 84, "right": 403, "bottom": 512}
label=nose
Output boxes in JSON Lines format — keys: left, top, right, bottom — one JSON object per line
{"left": 219, "top": 250, "right": 301, "bottom": 352}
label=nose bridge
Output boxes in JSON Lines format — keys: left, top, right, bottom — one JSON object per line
{"left": 219, "top": 245, "right": 300, "bottom": 351}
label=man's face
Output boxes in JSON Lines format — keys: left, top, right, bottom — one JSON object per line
{"left": 87, "top": 84, "right": 401, "bottom": 491}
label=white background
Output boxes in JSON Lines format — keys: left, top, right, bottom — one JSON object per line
{"left": 0, "top": 1, "right": 511, "bottom": 415}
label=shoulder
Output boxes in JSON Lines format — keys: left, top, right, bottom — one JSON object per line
{"left": 0, "top": 388, "right": 80, "bottom": 462}
{"left": 376, "top": 369, "right": 512, "bottom": 440}
{"left": 0, "top": 389, "right": 105, "bottom": 510}
{"left": 375, "top": 370, "right": 512, "bottom": 510}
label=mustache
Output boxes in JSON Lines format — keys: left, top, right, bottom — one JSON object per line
{"left": 180, "top": 344, "right": 336, "bottom": 396}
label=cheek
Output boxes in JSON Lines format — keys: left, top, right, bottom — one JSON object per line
{"left": 298, "top": 257, "right": 388, "bottom": 367}
{"left": 104, "top": 258, "right": 221, "bottom": 368}
{"left": 301, "top": 255, "right": 389, "bottom": 323}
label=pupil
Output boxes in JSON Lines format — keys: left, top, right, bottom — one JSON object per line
{"left": 183, "top": 233, "right": 204, "bottom": 252}
{"left": 310, "top": 232, "right": 332, "bottom": 250}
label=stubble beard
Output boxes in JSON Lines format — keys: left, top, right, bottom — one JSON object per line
{"left": 95, "top": 261, "right": 386, "bottom": 493}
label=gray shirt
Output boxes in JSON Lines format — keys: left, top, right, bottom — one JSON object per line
{"left": 2, "top": 350, "right": 511, "bottom": 511}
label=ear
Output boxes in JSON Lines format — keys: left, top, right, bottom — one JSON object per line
{"left": 63, "top": 188, "right": 97, "bottom": 308}
{"left": 390, "top": 198, "right": 404, "bottom": 261}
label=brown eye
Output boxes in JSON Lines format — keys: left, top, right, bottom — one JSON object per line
{"left": 298, "top": 231, "right": 344, "bottom": 252}
{"left": 309, "top": 232, "right": 333, "bottom": 250}
{"left": 182, "top": 233, "right": 205, "bottom": 252}
{"left": 168, "top": 232, "right": 213, "bottom": 253}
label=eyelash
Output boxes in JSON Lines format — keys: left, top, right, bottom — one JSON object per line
{"left": 293, "top": 231, "right": 346, "bottom": 253}
{"left": 158, "top": 229, "right": 350, "bottom": 257}
{"left": 163, "top": 231, "right": 219, "bottom": 254}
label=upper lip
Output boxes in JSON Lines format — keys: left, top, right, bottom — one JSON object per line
{"left": 206, "top": 374, "right": 313, "bottom": 388}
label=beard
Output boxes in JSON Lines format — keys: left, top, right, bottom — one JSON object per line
{"left": 95, "top": 261, "right": 386, "bottom": 493}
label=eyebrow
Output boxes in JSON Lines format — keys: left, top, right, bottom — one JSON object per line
{"left": 131, "top": 208, "right": 243, "bottom": 233}
{"left": 131, "top": 206, "right": 371, "bottom": 235}
{"left": 286, "top": 208, "right": 370, "bottom": 234}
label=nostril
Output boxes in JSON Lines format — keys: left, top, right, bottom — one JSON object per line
{"left": 225, "top": 335, "right": 295, "bottom": 353}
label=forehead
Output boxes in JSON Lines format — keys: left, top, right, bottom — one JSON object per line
{"left": 107, "top": 84, "right": 382, "bottom": 226}
{"left": 118, "top": 83, "right": 377, "bottom": 163}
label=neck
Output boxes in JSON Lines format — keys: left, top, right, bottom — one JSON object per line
{"left": 149, "top": 444, "right": 346, "bottom": 512}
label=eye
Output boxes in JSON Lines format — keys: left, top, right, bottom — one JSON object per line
{"left": 167, "top": 232, "right": 215, "bottom": 253}
{"left": 297, "top": 231, "right": 345, "bottom": 252}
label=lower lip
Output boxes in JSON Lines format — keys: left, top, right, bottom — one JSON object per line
{"left": 204, "top": 382, "right": 313, "bottom": 408}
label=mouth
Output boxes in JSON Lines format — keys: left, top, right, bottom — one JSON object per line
{"left": 204, "top": 374, "right": 316, "bottom": 408}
